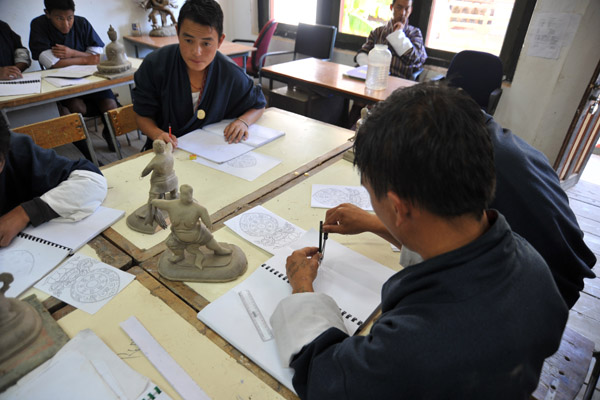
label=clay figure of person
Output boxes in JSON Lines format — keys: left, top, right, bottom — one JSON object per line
{"left": 152, "top": 184, "right": 231, "bottom": 266}
{"left": 141, "top": 139, "right": 178, "bottom": 226}
{"left": 146, "top": 0, "right": 177, "bottom": 30}
{"left": 97, "top": 25, "right": 131, "bottom": 73}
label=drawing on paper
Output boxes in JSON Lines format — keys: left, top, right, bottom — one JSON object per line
{"left": 43, "top": 256, "right": 120, "bottom": 303}
{"left": 312, "top": 187, "right": 371, "bottom": 209}
{"left": 227, "top": 153, "right": 257, "bottom": 168}
{"left": 117, "top": 340, "right": 143, "bottom": 360}
{"left": 239, "top": 213, "right": 302, "bottom": 249}
{"left": 0, "top": 250, "right": 35, "bottom": 277}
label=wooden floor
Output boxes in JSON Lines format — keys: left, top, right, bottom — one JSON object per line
{"left": 56, "top": 120, "right": 600, "bottom": 397}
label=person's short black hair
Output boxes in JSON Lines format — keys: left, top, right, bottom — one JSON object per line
{"left": 177, "top": 0, "right": 223, "bottom": 38}
{"left": 0, "top": 114, "right": 11, "bottom": 165}
{"left": 44, "top": 0, "right": 75, "bottom": 12}
{"left": 354, "top": 81, "right": 496, "bottom": 219}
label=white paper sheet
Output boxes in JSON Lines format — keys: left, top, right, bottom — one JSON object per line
{"left": 178, "top": 128, "right": 254, "bottom": 163}
{"left": 23, "top": 206, "right": 125, "bottom": 253}
{"left": 44, "top": 64, "right": 98, "bottom": 78}
{"left": 224, "top": 206, "right": 306, "bottom": 254}
{"left": 0, "top": 329, "right": 170, "bottom": 400}
{"left": 44, "top": 76, "right": 89, "bottom": 87}
{"left": 527, "top": 12, "right": 571, "bottom": 59}
{"left": 0, "top": 235, "right": 69, "bottom": 298}
{"left": 310, "top": 184, "right": 373, "bottom": 210}
{"left": 0, "top": 72, "right": 41, "bottom": 96}
{"left": 202, "top": 119, "right": 285, "bottom": 148}
{"left": 198, "top": 229, "right": 395, "bottom": 393}
{"left": 34, "top": 254, "right": 135, "bottom": 314}
{"left": 192, "top": 150, "right": 281, "bottom": 181}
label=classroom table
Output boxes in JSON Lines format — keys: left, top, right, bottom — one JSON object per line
{"left": 260, "top": 57, "right": 417, "bottom": 105}
{"left": 0, "top": 58, "right": 143, "bottom": 128}
{"left": 100, "top": 108, "right": 355, "bottom": 263}
{"left": 50, "top": 266, "right": 287, "bottom": 400}
{"left": 124, "top": 35, "right": 255, "bottom": 68}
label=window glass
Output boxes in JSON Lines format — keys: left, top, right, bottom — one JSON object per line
{"left": 426, "top": 0, "right": 516, "bottom": 56}
{"left": 339, "top": 0, "right": 392, "bottom": 36}
{"left": 271, "top": 0, "right": 318, "bottom": 25}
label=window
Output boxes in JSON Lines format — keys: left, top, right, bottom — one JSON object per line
{"left": 258, "top": 0, "right": 537, "bottom": 81}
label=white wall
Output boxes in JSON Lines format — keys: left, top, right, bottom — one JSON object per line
{"left": 492, "top": 0, "right": 600, "bottom": 163}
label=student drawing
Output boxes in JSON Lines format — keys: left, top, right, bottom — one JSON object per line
{"left": 43, "top": 256, "right": 120, "bottom": 303}
{"left": 0, "top": 250, "right": 35, "bottom": 278}
{"left": 226, "top": 153, "right": 258, "bottom": 168}
{"left": 311, "top": 186, "right": 373, "bottom": 210}
{"left": 239, "top": 212, "right": 303, "bottom": 250}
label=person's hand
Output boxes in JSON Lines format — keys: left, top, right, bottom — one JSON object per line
{"left": 51, "top": 44, "right": 74, "bottom": 58}
{"left": 224, "top": 119, "right": 249, "bottom": 144}
{"left": 392, "top": 21, "right": 406, "bottom": 32}
{"left": 0, "top": 206, "right": 31, "bottom": 247}
{"left": 156, "top": 131, "right": 178, "bottom": 148}
{"left": 286, "top": 247, "right": 321, "bottom": 294}
{"left": 324, "top": 203, "right": 374, "bottom": 235}
{"left": 0, "top": 66, "right": 23, "bottom": 80}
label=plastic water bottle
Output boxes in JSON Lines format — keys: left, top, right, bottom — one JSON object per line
{"left": 366, "top": 44, "right": 392, "bottom": 90}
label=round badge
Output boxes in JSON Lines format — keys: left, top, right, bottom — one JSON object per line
{"left": 197, "top": 109, "right": 206, "bottom": 120}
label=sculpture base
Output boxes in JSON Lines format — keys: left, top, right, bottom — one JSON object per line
{"left": 158, "top": 243, "right": 247, "bottom": 282}
{"left": 95, "top": 62, "right": 132, "bottom": 77}
{"left": 149, "top": 25, "right": 176, "bottom": 37}
{"left": 126, "top": 203, "right": 169, "bottom": 234}
{"left": 0, "top": 295, "right": 69, "bottom": 392}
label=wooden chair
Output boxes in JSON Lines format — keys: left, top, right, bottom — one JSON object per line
{"left": 104, "top": 104, "right": 141, "bottom": 160}
{"left": 13, "top": 113, "right": 99, "bottom": 167}
{"left": 532, "top": 326, "right": 598, "bottom": 400}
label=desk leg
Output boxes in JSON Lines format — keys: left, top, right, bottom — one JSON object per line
{"left": 134, "top": 45, "right": 139, "bottom": 58}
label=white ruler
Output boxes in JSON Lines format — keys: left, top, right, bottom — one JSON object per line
{"left": 238, "top": 290, "right": 274, "bottom": 342}
{"left": 120, "top": 316, "right": 211, "bottom": 400}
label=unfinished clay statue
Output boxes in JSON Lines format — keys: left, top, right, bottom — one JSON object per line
{"left": 143, "top": 0, "right": 177, "bottom": 36}
{"left": 154, "top": 184, "right": 247, "bottom": 282}
{"left": 344, "top": 106, "right": 370, "bottom": 162}
{"left": 96, "top": 25, "right": 132, "bottom": 76}
{"left": 126, "top": 140, "right": 178, "bottom": 234}
{"left": 0, "top": 273, "right": 43, "bottom": 365}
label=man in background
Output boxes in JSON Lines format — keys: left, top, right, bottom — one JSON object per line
{"left": 0, "top": 20, "right": 31, "bottom": 80}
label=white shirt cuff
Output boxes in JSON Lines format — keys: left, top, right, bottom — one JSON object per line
{"left": 386, "top": 30, "right": 414, "bottom": 56}
{"left": 270, "top": 292, "right": 348, "bottom": 367}
{"left": 39, "top": 49, "right": 60, "bottom": 68}
{"left": 40, "top": 170, "right": 108, "bottom": 221}
{"left": 14, "top": 48, "right": 32, "bottom": 67}
{"left": 86, "top": 46, "right": 104, "bottom": 55}
{"left": 356, "top": 52, "right": 368, "bottom": 66}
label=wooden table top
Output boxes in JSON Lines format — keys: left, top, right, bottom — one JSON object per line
{"left": 124, "top": 35, "right": 256, "bottom": 57}
{"left": 0, "top": 58, "right": 142, "bottom": 110}
{"left": 101, "top": 108, "right": 354, "bottom": 263}
{"left": 261, "top": 58, "right": 417, "bottom": 103}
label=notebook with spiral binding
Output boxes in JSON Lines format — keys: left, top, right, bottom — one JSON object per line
{"left": 197, "top": 229, "right": 395, "bottom": 393}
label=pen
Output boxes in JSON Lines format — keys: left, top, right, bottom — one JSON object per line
{"left": 169, "top": 124, "right": 173, "bottom": 141}
{"left": 319, "top": 221, "right": 323, "bottom": 253}
{"left": 321, "top": 231, "right": 328, "bottom": 263}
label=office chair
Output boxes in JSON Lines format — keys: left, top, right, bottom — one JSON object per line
{"left": 13, "top": 113, "right": 99, "bottom": 167}
{"left": 104, "top": 104, "right": 142, "bottom": 160}
{"left": 265, "top": 23, "right": 344, "bottom": 126}
{"left": 443, "top": 50, "right": 503, "bottom": 115}
{"left": 232, "top": 19, "right": 278, "bottom": 78}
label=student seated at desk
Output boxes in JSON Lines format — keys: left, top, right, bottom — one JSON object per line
{"left": 0, "top": 20, "right": 32, "bottom": 80}
{"left": 270, "top": 82, "right": 568, "bottom": 399}
{"left": 29, "top": 0, "right": 119, "bottom": 156}
{"left": 132, "top": 0, "right": 266, "bottom": 150}
{"left": 0, "top": 114, "right": 107, "bottom": 247}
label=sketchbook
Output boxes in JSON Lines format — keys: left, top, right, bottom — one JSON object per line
{"left": 0, "top": 72, "right": 42, "bottom": 96}
{"left": 0, "top": 206, "right": 125, "bottom": 298}
{"left": 44, "top": 76, "right": 88, "bottom": 88}
{"left": 343, "top": 65, "right": 368, "bottom": 80}
{"left": 178, "top": 121, "right": 285, "bottom": 164}
{"left": 197, "top": 229, "right": 395, "bottom": 393}
{"left": 44, "top": 65, "right": 98, "bottom": 79}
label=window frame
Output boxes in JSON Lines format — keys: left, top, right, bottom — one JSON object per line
{"left": 258, "top": 0, "right": 537, "bottom": 81}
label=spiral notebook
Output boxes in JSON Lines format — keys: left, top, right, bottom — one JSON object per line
{"left": 197, "top": 229, "right": 395, "bottom": 393}
{"left": 0, "top": 206, "right": 125, "bottom": 298}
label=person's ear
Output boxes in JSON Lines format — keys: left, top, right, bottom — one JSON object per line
{"left": 217, "top": 33, "right": 225, "bottom": 48}
{"left": 44, "top": 9, "right": 49, "bottom": 17}
{"left": 386, "top": 190, "right": 411, "bottom": 228}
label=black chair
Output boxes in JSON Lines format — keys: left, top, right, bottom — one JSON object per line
{"left": 438, "top": 50, "right": 503, "bottom": 115}
{"left": 265, "top": 23, "right": 345, "bottom": 126}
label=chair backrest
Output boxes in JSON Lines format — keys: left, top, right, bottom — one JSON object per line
{"left": 13, "top": 113, "right": 98, "bottom": 167}
{"left": 252, "top": 19, "right": 278, "bottom": 70}
{"left": 446, "top": 50, "right": 503, "bottom": 112}
{"left": 294, "top": 23, "right": 337, "bottom": 61}
{"left": 105, "top": 104, "right": 139, "bottom": 159}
